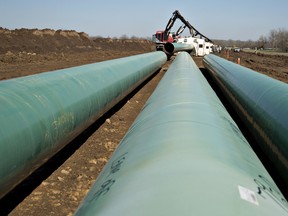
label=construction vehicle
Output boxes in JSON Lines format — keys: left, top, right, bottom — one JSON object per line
{"left": 152, "top": 11, "right": 193, "bottom": 45}
{"left": 152, "top": 10, "right": 194, "bottom": 50}
{"left": 153, "top": 10, "right": 213, "bottom": 55}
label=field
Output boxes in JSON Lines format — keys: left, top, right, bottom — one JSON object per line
{"left": 220, "top": 49, "right": 288, "bottom": 83}
{"left": 0, "top": 29, "right": 288, "bottom": 215}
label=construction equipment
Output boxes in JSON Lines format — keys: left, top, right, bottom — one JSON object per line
{"left": 152, "top": 10, "right": 213, "bottom": 51}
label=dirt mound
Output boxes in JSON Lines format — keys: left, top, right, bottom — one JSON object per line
{"left": 93, "top": 38, "right": 154, "bottom": 52}
{"left": 0, "top": 28, "right": 95, "bottom": 54}
{"left": 0, "top": 28, "right": 154, "bottom": 80}
{"left": 0, "top": 28, "right": 154, "bottom": 55}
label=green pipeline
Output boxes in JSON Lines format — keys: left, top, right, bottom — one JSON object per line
{"left": 75, "top": 52, "right": 288, "bottom": 215}
{"left": 203, "top": 54, "right": 288, "bottom": 184}
{"left": 0, "top": 51, "right": 167, "bottom": 198}
{"left": 164, "top": 42, "right": 194, "bottom": 55}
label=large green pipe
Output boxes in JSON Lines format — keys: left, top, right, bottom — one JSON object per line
{"left": 75, "top": 52, "right": 288, "bottom": 215}
{"left": 164, "top": 42, "right": 194, "bottom": 55}
{"left": 203, "top": 54, "right": 288, "bottom": 184}
{"left": 0, "top": 51, "right": 167, "bottom": 198}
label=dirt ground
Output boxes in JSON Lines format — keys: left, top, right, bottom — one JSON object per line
{"left": 218, "top": 50, "right": 288, "bottom": 83}
{"left": 0, "top": 29, "right": 288, "bottom": 215}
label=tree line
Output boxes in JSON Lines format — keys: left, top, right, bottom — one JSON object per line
{"left": 214, "top": 28, "right": 288, "bottom": 52}
{"left": 258, "top": 28, "right": 288, "bottom": 52}
{"left": 90, "top": 29, "right": 288, "bottom": 52}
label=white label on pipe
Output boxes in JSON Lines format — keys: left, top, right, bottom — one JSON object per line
{"left": 238, "top": 185, "right": 259, "bottom": 206}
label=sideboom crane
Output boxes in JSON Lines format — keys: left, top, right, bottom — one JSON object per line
{"left": 153, "top": 10, "right": 213, "bottom": 51}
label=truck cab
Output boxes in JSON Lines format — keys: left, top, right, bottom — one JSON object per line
{"left": 152, "top": 31, "right": 175, "bottom": 44}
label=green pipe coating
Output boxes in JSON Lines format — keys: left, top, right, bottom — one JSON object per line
{"left": 75, "top": 52, "right": 287, "bottom": 215}
{"left": 164, "top": 42, "right": 194, "bottom": 55}
{"left": 0, "top": 51, "right": 167, "bottom": 198}
{"left": 203, "top": 54, "right": 288, "bottom": 184}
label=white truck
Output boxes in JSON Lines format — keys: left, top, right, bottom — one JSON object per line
{"left": 205, "top": 41, "right": 213, "bottom": 55}
{"left": 177, "top": 36, "right": 211, "bottom": 56}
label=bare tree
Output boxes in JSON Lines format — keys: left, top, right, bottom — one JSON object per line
{"left": 277, "top": 28, "right": 288, "bottom": 52}
{"left": 257, "top": 35, "right": 268, "bottom": 49}
{"left": 120, "top": 34, "right": 129, "bottom": 39}
{"left": 269, "top": 29, "right": 278, "bottom": 49}
{"left": 130, "top": 35, "right": 138, "bottom": 40}
{"left": 267, "top": 28, "right": 288, "bottom": 52}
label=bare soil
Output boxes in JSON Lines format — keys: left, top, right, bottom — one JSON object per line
{"left": 218, "top": 50, "right": 288, "bottom": 83}
{"left": 0, "top": 28, "right": 287, "bottom": 216}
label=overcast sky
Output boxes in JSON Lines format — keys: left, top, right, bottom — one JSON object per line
{"left": 0, "top": 0, "right": 287, "bottom": 41}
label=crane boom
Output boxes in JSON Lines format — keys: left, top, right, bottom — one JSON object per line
{"left": 153, "top": 10, "right": 213, "bottom": 47}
